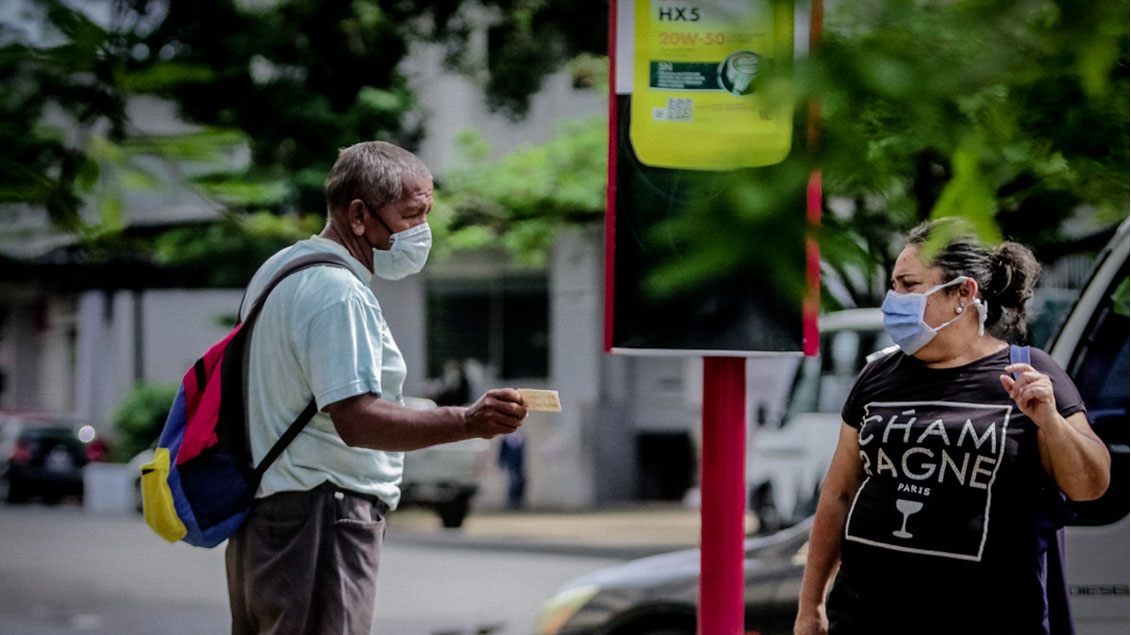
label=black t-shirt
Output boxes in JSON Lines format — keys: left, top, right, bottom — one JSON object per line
{"left": 827, "top": 346, "right": 1085, "bottom": 635}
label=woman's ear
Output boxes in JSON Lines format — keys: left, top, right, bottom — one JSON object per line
{"left": 960, "top": 277, "right": 979, "bottom": 300}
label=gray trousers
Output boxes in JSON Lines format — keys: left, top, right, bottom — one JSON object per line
{"left": 226, "top": 482, "right": 387, "bottom": 635}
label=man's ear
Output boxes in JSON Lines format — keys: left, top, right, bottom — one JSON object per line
{"left": 347, "top": 199, "right": 368, "bottom": 237}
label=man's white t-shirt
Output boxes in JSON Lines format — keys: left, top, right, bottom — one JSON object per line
{"left": 240, "top": 236, "right": 405, "bottom": 508}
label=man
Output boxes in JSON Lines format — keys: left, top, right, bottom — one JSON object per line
{"left": 226, "top": 141, "right": 527, "bottom": 635}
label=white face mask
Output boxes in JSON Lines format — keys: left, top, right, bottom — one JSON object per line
{"left": 372, "top": 223, "right": 431, "bottom": 280}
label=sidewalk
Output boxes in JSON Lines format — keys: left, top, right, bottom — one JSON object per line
{"left": 387, "top": 502, "right": 747, "bottom": 559}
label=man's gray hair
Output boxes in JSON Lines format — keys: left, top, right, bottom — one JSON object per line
{"left": 324, "top": 141, "right": 432, "bottom": 214}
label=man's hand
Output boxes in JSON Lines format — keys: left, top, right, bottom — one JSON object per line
{"left": 463, "top": 388, "right": 527, "bottom": 439}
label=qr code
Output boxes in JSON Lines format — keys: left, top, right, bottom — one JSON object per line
{"left": 666, "top": 98, "right": 692, "bottom": 121}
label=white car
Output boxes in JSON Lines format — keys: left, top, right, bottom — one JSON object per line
{"left": 747, "top": 308, "right": 891, "bottom": 533}
{"left": 398, "top": 397, "right": 487, "bottom": 528}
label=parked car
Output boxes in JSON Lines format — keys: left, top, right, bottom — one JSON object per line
{"left": 535, "top": 519, "right": 811, "bottom": 635}
{"left": 130, "top": 396, "right": 486, "bottom": 528}
{"left": 0, "top": 411, "right": 106, "bottom": 504}
{"left": 535, "top": 220, "right": 1130, "bottom": 635}
{"left": 747, "top": 308, "right": 891, "bottom": 534}
{"left": 397, "top": 397, "right": 487, "bottom": 528}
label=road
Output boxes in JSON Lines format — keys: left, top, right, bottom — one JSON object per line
{"left": 0, "top": 504, "right": 621, "bottom": 635}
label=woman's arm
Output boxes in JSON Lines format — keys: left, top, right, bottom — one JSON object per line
{"left": 795, "top": 423, "right": 865, "bottom": 635}
{"left": 1001, "top": 364, "right": 1111, "bottom": 501}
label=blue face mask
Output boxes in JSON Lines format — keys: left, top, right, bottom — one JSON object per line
{"left": 881, "top": 276, "right": 980, "bottom": 355}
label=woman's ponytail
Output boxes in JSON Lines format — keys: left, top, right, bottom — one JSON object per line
{"left": 986, "top": 242, "right": 1041, "bottom": 342}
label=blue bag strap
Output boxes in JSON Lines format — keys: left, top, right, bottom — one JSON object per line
{"left": 1012, "top": 344, "right": 1076, "bottom": 634}
{"left": 1009, "top": 344, "right": 1030, "bottom": 376}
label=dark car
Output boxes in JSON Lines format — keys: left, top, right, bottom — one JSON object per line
{"left": 0, "top": 411, "right": 106, "bottom": 504}
{"left": 534, "top": 519, "right": 810, "bottom": 635}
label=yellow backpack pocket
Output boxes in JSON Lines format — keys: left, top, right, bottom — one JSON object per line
{"left": 140, "top": 448, "right": 188, "bottom": 543}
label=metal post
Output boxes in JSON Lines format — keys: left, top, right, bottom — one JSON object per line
{"left": 699, "top": 356, "right": 747, "bottom": 635}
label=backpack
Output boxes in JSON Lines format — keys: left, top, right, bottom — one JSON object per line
{"left": 140, "top": 253, "right": 351, "bottom": 547}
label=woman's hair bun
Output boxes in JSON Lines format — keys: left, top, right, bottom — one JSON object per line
{"left": 988, "top": 241, "right": 1041, "bottom": 309}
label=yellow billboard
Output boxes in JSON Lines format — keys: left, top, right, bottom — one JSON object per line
{"left": 629, "top": 0, "right": 794, "bottom": 170}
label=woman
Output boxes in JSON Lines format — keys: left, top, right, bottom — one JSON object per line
{"left": 795, "top": 219, "right": 1110, "bottom": 635}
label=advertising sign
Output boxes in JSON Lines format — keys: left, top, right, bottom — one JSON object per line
{"left": 607, "top": 0, "right": 808, "bottom": 356}
{"left": 630, "top": 0, "right": 795, "bottom": 170}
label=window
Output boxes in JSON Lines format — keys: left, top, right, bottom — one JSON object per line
{"left": 425, "top": 274, "right": 549, "bottom": 380}
{"left": 781, "top": 325, "right": 892, "bottom": 423}
{"left": 1066, "top": 262, "right": 1129, "bottom": 526}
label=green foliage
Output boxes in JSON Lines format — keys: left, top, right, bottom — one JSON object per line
{"left": 434, "top": 116, "right": 608, "bottom": 264}
{"left": 113, "top": 0, "right": 608, "bottom": 211}
{"left": 433, "top": 0, "right": 610, "bottom": 118}
{"left": 644, "top": 157, "right": 811, "bottom": 308}
{"left": 109, "top": 382, "right": 178, "bottom": 463}
{"left": 811, "top": 0, "right": 1129, "bottom": 275}
{"left": 0, "top": 0, "right": 128, "bottom": 231}
{"left": 4, "top": 0, "right": 1126, "bottom": 310}
{"left": 1113, "top": 277, "right": 1131, "bottom": 318}
{"left": 120, "top": 0, "right": 430, "bottom": 213}
{"left": 154, "top": 211, "right": 323, "bottom": 286}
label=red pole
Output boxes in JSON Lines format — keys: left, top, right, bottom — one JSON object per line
{"left": 699, "top": 356, "right": 747, "bottom": 635}
{"left": 804, "top": 0, "right": 824, "bottom": 356}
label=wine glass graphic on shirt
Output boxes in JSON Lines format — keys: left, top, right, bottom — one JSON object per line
{"left": 893, "top": 499, "right": 924, "bottom": 539}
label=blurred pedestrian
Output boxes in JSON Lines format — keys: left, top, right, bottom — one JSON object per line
{"left": 795, "top": 218, "right": 1110, "bottom": 635}
{"left": 432, "top": 358, "right": 473, "bottom": 406}
{"left": 497, "top": 430, "right": 527, "bottom": 510}
{"left": 225, "top": 141, "right": 528, "bottom": 635}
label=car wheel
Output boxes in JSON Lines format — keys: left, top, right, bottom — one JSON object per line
{"left": 6, "top": 478, "right": 28, "bottom": 504}
{"left": 437, "top": 494, "right": 471, "bottom": 529}
{"left": 753, "top": 485, "right": 782, "bottom": 535}
{"left": 613, "top": 615, "right": 696, "bottom": 635}
{"left": 133, "top": 477, "right": 144, "bottom": 514}
{"left": 638, "top": 628, "right": 694, "bottom": 635}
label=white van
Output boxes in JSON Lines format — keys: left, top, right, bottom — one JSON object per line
{"left": 747, "top": 308, "right": 891, "bottom": 533}
{"left": 1051, "top": 219, "right": 1129, "bottom": 633}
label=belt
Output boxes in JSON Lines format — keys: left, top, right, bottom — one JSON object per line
{"left": 327, "top": 484, "right": 390, "bottom": 516}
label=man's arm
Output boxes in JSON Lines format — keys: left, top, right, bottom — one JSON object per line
{"left": 325, "top": 388, "right": 526, "bottom": 451}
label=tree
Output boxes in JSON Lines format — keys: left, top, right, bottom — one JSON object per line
{"left": 3, "top": 0, "right": 1126, "bottom": 306}
{"left": 432, "top": 116, "right": 608, "bottom": 265}
{"left": 637, "top": 0, "right": 1129, "bottom": 309}
{"left": 0, "top": 0, "right": 131, "bottom": 233}
{"left": 810, "top": 0, "right": 1129, "bottom": 305}
{"left": 1, "top": 0, "right": 607, "bottom": 281}
{"left": 116, "top": 0, "right": 609, "bottom": 214}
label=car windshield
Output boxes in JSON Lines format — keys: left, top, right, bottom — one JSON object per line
{"left": 21, "top": 427, "right": 79, "bottom": 442}
{"left": 782, "top": 327, "right": 892, "bottom": 421}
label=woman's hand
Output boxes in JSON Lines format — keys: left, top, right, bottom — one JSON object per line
{"left": 999, "top": 363, "right": 1059, "bottom": 427}
{"left": 794, "top": 605, "right": 829, "bottom": 635}
{"left": 1000, "top": 363, "right": 1110, "bottom": 501}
